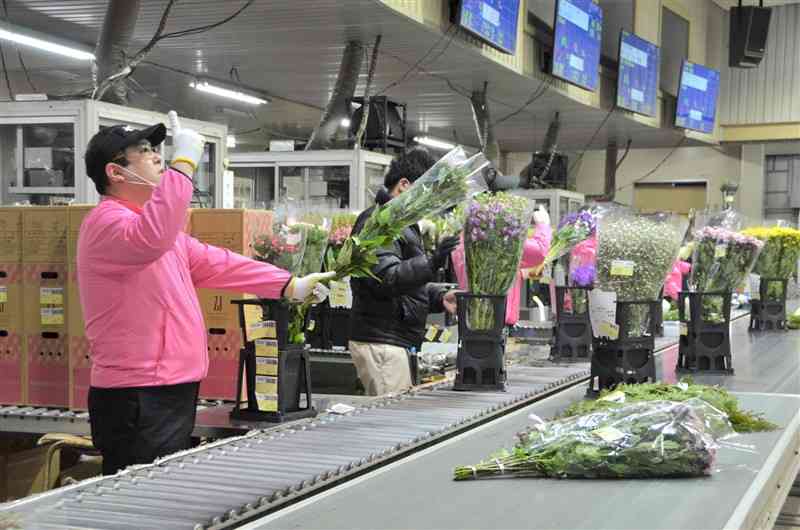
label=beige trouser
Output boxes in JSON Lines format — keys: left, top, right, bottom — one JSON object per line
{"left": 349, "top": 340, "right": 413, "bottom": 396}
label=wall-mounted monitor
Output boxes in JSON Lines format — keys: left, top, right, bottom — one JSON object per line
{"left": 616, "top": 30, "right": 660, "bottom": 117}
{"left": 457, "top": 0, "right": 521, "bottom": 55}
{"left": 675, "top": 60, "right": 720, "bottom": 135}
{"left": 551, "top": 0, "right": 603, "bottom": 91}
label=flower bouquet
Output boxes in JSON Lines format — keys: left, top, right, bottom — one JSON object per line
{"left": 545, "top": 209, "right": 597, "bottom": 265}
{"left": 463, "top": 192, "right": 533, "bottom": 330}
{"left": 565, "top": 234, "right": 597, "bottom": 314}
{"left": 297, "top": 222, "right": 331, "bottom": 276}
{"left": 595, "top": 210, "right": 687, "bottom": 337}
{"left": 741, "top": 225, "right": 800, "bottom": 299}
{"left": 330, "top": 147, "right": 489, "bottom": 281}
{"left": 454, "top": 399, "right": 732, "bottom": 480}
{"left": 690, "top": 226, "right": 763, "bottom": 322}
{"left": 324, "top": 212, "right": 358, "bottom": 271}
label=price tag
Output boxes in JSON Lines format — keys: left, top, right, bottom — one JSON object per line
{"left": 329, "top": 279, "right": 352, "bottom": 309}
{"left": 440, "top": 328, "right": 452, "bottom": 342}
{"left": 255, "top": 356, "right": 278, "bottom": 376}
{"left": 714, "top": 244, "right": 727, "bottom": 258}
{"left": 248, "top": 320, "right": 276, "bottom": 341}
{"left": 255, "top": 339, "right": 278, "bottom": 357}
{"left": 610, "top": 260, "right": 635, "bottom": 277}
{"left": 598, "top": 321, "right": 620, "bottom": 340}
{"left": 593, "top": 426, "right": 626, "bottom": 443}
{"left": 598, "top": 390, "right": 626, "bottom": 403}
{"left": 255, "top": 392, "right": 278, "bottom": 412}
{"left": 40, "top": 287, "right": 64, "bottom": 305}
{"left": 425, "top": 325, "right": 439, "bottom": 341}
{"left": 255, "top": 375, "right": 278, "bottom": 395}
{"left": 680, "top": 322, "right": 688, "bottom": 336}
{"left": 307, "top": 319, "right": 316, "bottom": 332}
{"left": 675, "top": 382, "right": 689, "bottom": 391}
{"left": 0, "top": 286, "right": 7, "bottom": 303}
{"left": 589, "top": 290, "right": 617, "bottom": 338}
{"left": 749, "top": 274, "right": 761, "bottom": 300}
{"left": 41, "top": 307, "right": 64, "bottom": 326}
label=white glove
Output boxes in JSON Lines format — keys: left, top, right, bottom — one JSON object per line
{"left": 286, "top": 272, "right": 336, "bottom": 303}
{"left": 168, "top": 111, "right": 205, "bottom": 172}
{"left": 532, "top": 205, "right": 550, "bottom": 226}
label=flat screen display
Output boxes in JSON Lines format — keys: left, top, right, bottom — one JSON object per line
{"left": 458, "top": 0, "right": 521, "bottom": 55}
{"left": 552, "top": 0, "right": 603, "bottom": 91}
{"left": 675, "top": 60, "right": 720, "bottom": 134}
{"left": 616, "top": 30, "right": 660, "bottom": 117}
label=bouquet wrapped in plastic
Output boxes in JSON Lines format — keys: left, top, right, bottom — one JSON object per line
{"left": 253, "top": 204, "right": 307, "bottom": 274}
{"left": 544, "top": 209, "right": 597, "bottom": 265}
{"left": 595, "top": 209, "right": 687, "bottom": 336}
{"left": 741, "top": 224, "right": 800, "bottom": 298}
{"left": 296, "top": 220, "right": 331, "bottom": 276}
{"left": 454, "top": 399, "right": 732, "bottom": 480}
{"left": 563, "top": 234, "right": 597, "bottom": 314}
{"left": 325, "top": 211, "right": 358, "bottom": 270}
{"left": 464, "top": 192, "right": 534, "bottom": 329}
{"left": 330, "top": 147, "right": 488, "bottom": 281}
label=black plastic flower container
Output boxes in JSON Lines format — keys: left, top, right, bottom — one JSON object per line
{"left": 550, "top": 286, "right": 592, "bottom": 362}
{"left": 454, "top": 293, "right": 507, "bottom": 391}
{"left": 749, "top": 278, "right": 788, "bottom": 331}
{"left": 229, "top": 299, "right": 317, "bottom": 423}
{"left": 324, "top": 307, "right": 352, "bottom": 350}
{"left": 677, "top": 291, "right": 733, "bottom": 374}
{"left": 588, "top": 300, "right": 659, "bottom": 394}
{"left": 305, "top": 304, "right": 325, "bottom": 349}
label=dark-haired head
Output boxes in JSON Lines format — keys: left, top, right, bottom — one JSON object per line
{"left": 383, "top": 147, "right": 435, "bottom": 198}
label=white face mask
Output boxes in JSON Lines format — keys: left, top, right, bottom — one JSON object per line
{"left": 116, "top": 164, "right": 156, "bottom": 188}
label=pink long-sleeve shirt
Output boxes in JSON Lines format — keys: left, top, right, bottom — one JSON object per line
{"left": 77, "top": 168, "right": 292, "bottom": 388}
{"left": 452, "top": 223, "right": 552, "bottom": 325}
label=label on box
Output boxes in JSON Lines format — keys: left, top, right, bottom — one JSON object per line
{"left": 248, "top": 320, "right": 277, "bottom": 341}
{"left": 329, "top": 279, "right": 352, "bottom": 309}
{"left": 425, "top": 325, "right": 439, "bottom": 341}
{"left": 40, "top": 287, "right": 64, "bottom": 305}
{"left": 680, "top": 322, "right": 688, "bottom": 336}
{"left": 610, "top": 260, "right": 635, "bottom": 277}
{"left": 714, "top": 244, "right": 727, "bottom": 258}
{"left": 41, "top": 306, "right": 64, "bottom": 326}
{"left": 255, "top": 356, "right": 278, "bottom": 376}
{"left": 593, "top": 426, "right": 626, "bottom": 443}
{"left": 588, "top": 290, "right": 617, "bottom": 338}
{"left": 598, "top": 321, "right": 620, "bottom": 340}
{"left": 255, "top": 375, "right": 278, "bottom": 395}
{"left": 255, "top": 339, "right": 278, "bottom": 357}
{"left": 598, "top": 390, "right": 626, "bottom": 403}
{"left": 0, "top": 286, "right": 7, "bottom": 304}
{"left": 255, "top": 392, "right": 278, "bottom": 412}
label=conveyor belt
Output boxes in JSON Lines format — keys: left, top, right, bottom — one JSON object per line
{"left": 0, "top": 364, "right": 589, "bottom": 530}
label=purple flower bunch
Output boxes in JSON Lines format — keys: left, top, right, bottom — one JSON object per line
{"left": 466, "top": 200, "right": 524, "bottom": 243}
{"left": 570, "top": 264, "right": 596, "bottom": 287}
{"left": 544, "top": 209, "right": 597, "bottom": 265}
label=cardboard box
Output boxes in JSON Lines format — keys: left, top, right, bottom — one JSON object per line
{"left": 26, "top": 333, "right": 67, "bottom": 407}
{"left": 0, "top": 207, "right": 23, "bottom": 263}
{"left": 22, "top": 207, "right": 68, "bottom": 265}
{"left": 68, "top": 336, "right": 90, "bottom": 410}
{"left": 0, "top": 208, "right": 25, "bottom": 405}
{"left": 0, "top": 441, "right": 62, "bottom": 501}
{"left": 191, "top": 209, "right": 273, "bottom": 330}
{"left": 0, "top": 331, "right": 25, "bottom": 405}
{"left": 199, "top": 327, "right": 243, "bottom": 400}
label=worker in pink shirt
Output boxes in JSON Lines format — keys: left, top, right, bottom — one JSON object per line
{"left": 78, "top": 112, "right": 333, "bottom": 475}
{"left": 451, "top": 205, "right": 552, "bottom": 325}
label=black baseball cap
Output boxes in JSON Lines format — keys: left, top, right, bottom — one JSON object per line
{"left": 84, "top": 123, "right": 167, "bottom": 192}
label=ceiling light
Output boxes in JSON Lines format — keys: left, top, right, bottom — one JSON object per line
{"left": 414, "top": 136, "right": 456, "bottom": 151}
{"left": 0, "top": 21, "right": 94, "bottom": 61}
{"left": 190, "top": 80, "right": 268, "bottom": 105}
{"left": 341, "top": 118, "right": 351, "bottom": 128}
{"left": 226, "top": 135, "right": 237, "bottom": 148}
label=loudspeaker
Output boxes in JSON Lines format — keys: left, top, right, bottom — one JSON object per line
{"left": 729, "top": 6, "right": 771, "bottom": 68}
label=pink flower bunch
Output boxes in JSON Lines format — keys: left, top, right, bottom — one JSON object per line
{"left": 696, "top": 227, "right": 764, "bottom": 249}
{"left": 329, "top": 225, "right": 352, "bottom": 246}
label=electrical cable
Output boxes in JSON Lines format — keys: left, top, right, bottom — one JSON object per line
{"left": 0, "top": 43, "right": 12, "bottom": 100}
{"left": 492, "top": 76, "right": 553, "bottom": 126}
{"left": 156, "top": 0, "right": 256, "bottom": 40}
{"left": 567, "top": 106, "right": 616, "bottom": 176}
{"left": 374, "top": 25, "right": 456, "bottom": 96}
{"left": 615, "top": 138, "right": 633, "bottom": 170}
{"left": 615, "top": 135, "right": 687, "bottom": 192}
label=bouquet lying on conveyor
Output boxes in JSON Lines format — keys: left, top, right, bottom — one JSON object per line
{"left": 741, "top": 225, "right": 800, "bottom": 299}
{"left": 454, "top": 399, "right": 732, "bottom": 480}
{"left": 595, "top": 209, "right": 687, "bottom": 337}
{"left": 329, "top": 147, "right": 489, "bottom": 281}
{"left": 463, "top": 192, "right": 533, "bottom": 330}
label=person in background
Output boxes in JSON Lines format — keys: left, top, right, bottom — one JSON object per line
{"left": 349, "top": 148, "right": 460, "bottom": 396}
{"left": 79, "top": 112, "right": 333, "bottom": 475}
{"left": 451, "top": 204, "right": 552, "bottom": 326}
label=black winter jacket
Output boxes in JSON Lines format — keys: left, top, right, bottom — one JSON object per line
{"left": 349, "top": 195, "right": 447, "bottom": 350}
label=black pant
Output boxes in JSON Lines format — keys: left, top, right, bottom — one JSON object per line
{"left": 88, "top": 381, "right": 200, "bottom": 475}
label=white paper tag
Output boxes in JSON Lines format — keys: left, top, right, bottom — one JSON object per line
{"left": 749, "top": 273, "right": 761, "bottom": 300}
{"left": 589, "top": 290, "right": 617, "bottom": 338}
{"left": 610, "top": 260, "right": 635, "bottom": 277}
{"left": 680, "top": 322, "right": 688, "bottom": 336}
{"left": 593, "top": 426, "right": 626, "bottom": 443}
{"left": 599, "top": 390, "right": 626, "bottom": 403}
{"left": 329, "top": 279, "right": 352, "bottom": 309}
{"left": 676, "top": 382, "right": 689, "bottom": 391}
{"left": 714, "top": 244, "right": 727, "bottom": 258}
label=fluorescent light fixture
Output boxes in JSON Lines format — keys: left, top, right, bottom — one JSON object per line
{"left": 414, "top": 136, "right": 456, "bottom": 150}
{"left": 226, "top": 135, "right": 237, "bottom": 148}
{"left": 0, "top": 21, "right": 94, "bottom": 60}
{"left": 190, "top": 80, "right": 268, "bottom": 105}
{"left": 340, "top": 118, "right": 351, "bottom": 128}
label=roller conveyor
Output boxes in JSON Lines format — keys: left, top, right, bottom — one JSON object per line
{"left": 0, "top": 364, "right": 590, "bottom": 530}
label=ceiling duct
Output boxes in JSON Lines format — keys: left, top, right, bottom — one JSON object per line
{"left": 93, "top": 0, "right": 141, "bottom": 105}
{"left": 306, "top": 41, "right": 364, "bottom": 150}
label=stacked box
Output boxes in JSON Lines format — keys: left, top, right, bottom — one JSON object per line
{"left": 66, "top": 206, "right": 94, "bottom": 410}
{"left": 190, "top": 209, "right": 272, "bottom": 400}
{"left": 0, "top": 208, "right": 25, "bottom": 405}
{"left": 22, "top": 207, "right": 69, "bottom": 407}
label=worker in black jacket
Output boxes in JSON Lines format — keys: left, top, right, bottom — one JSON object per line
{"left": 349, "top": 148, "right": 460, "bottom": 395}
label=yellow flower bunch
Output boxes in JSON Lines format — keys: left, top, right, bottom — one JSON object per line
{"left": 741, "top": 226, "right": 800, "bottom": 281}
